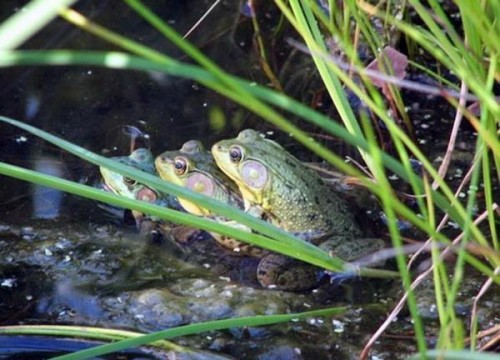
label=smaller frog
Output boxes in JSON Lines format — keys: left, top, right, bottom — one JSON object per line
{"left": 211, "top": 129, "right": 385, "bottom": 286}
{"left": 100, "top": 148, "right": 180, "bottom": 226}
{"left": 154, "top": 140, "right": 260, "bottom": 255}
{"left": 155, "top": 140, "right": 320, "bottom": 291}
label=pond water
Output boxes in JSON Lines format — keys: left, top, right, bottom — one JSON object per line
{"left": 0, "top": 1, "right": 498, "bottom": 359}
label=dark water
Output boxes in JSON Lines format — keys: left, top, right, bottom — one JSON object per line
{"left": 0, "top": 1, "right": 498, "bottom": 359}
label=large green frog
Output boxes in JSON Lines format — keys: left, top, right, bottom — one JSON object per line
{"left": 155, "top": 140, "right": 320, "bottom": 290}
{"left": 211, "top": 129, "right": 385, "bottom": 280}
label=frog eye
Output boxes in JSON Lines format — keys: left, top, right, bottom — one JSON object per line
{"left": 124, "top": 177, "right": 137, "bottom": 186}
{"left": 229, "top": 146, "right": 243, "bottom": 163}
{"left": 174, "top": 157, "right": 188, "bottom": 175}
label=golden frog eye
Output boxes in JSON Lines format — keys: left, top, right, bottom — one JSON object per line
{"left": 229, "top": 146, "right": 243, "bottom": 163}
{"left": 124, "top": 177, "right": 137, "bottom": 186}
{"left": 174, "top": 157, "right": 188, "bottom": 175}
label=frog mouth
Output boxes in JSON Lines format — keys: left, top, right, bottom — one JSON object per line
{"left": 100, "top": 182, "right": 112, "bottom": 193}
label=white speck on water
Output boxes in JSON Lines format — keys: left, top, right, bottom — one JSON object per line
{"left": 239, "top": 41, "right": 246, "bottom": 46}
{"left": 44, "top": 248, "right": 53, "bottom": 256}
{"left": 64, "top": 255, "right": 71, "bottom": 262}
{"left": 203, "top": 263, "right": 211, "bottom": 268}
{"left": 134, "top": 314, "right": 145, "bottom": 319}
{"left": 266, "top": 131, "right": 274, "bottom": 135}
{"left": 206, "top": 336, "right": 213, "bottom": 340}
{"left": 267, "top": 284, "right": 277, "bottom": 289}
{"left": 421, "top": 123, "right": 430, "bottom": 129}
{"left": 389, "top": 174, "right": 399, "bottom": 180}
{"left": 458, "top": 192, "right": 466, "bottom": 198}
{"left": 233, "top": 247, "right": 241, "bottom": 253}
{"left": 26, "top": 295, "right": 33, "bottom": 300}
{"left": 332, "top": 319, "right": 344, "bottom": 333}
{"left": 303, "top": 302, "right": 311, "bottom": 308}
{"left": 307, "top": 318, "right": 318, "bottom": 325}
{"left": 221, "top": 290, "right": 233, "bottom": 298}
{"left": 294, "top": 348, "right": 302, "bottom": 355}
{"left": 424, "top": 114, "right": 431, "bottom": 119}
{"left": 218, "top": 276, "right": 231, "bottom": 282}
{"left": 87, "top": 70, "right": 92, "bottom": 75}
{"left": 419, "top": 139, "right": 427, "bottom": 144}
{"left": 447, "top": 221, "right": 460, "bottom": 229}
{"left": 15, "top": 136, "right": 28, "bottom": 143}
{"left": 202, "top": 102, "right": 208, "bottom": 107}
{"left": 1, "top": 278, "right": 15, "bottom": 287}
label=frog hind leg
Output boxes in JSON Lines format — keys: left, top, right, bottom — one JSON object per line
{"left": 257, "top": 253, "right": 323, "bottom": 291}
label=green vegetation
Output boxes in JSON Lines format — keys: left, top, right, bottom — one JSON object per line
{"left": 0, "top": 0, "right": 498, "bottom": 359}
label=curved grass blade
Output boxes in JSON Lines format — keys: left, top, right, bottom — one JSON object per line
{"left": 0, "top": 117, "right": 401, "bottom": 278}
{"left": 45, "top": 307, "right": 345, "bottom": 360}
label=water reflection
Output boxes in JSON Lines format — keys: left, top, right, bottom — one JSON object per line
{"left": 32, "top": 155, "right": 64, "bottom": 219}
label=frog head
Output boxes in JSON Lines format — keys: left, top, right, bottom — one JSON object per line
{"left": 155, "top": 140, "right": 242, "bottom": 216}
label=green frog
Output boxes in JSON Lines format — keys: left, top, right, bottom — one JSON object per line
{"left": 100, "top": 148, "right": 181, "bottom": 226}
{"left": 154, "top": 140, "right": 259, "bottom": 254}
{"left": 155, "top": 140, "right": 320, "bottom": 290}
{"left": 211, "top": 129, "right": 385, "bottom": 282}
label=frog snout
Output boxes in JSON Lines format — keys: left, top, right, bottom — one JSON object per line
{"left": 211, "top": 144, "right": 223, "bottom": 154}
{"left": 156, "top": 156, "right": 171, "bottom": 165}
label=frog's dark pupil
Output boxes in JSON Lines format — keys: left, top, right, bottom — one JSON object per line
{"left": 175, "top": 159, "right": 186, "bottom": 173}
{"left": 124, "top": 177, "right": 136, "bottom": 185}
{"left": 229, "top": 147, "right": 242, "bottom": 162}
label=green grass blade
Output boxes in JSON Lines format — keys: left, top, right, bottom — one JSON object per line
{"left": 0, "top": 0, "right": 77, "bottom": 50}
{"left": 47, "top": 307, "right": 345, "bottom": 360}
{"left": 0, "top": 325, "right": 186, "bottom": 352}
{"left": 0, "top": 160, "right": 352, "bottom": 274}
{"left": 0, "top": 116, "right": 403, "bottom": 278}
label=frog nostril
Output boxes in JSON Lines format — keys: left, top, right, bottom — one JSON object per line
{"left": 212, "top": 144, "right": 221, "bottom": 152}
